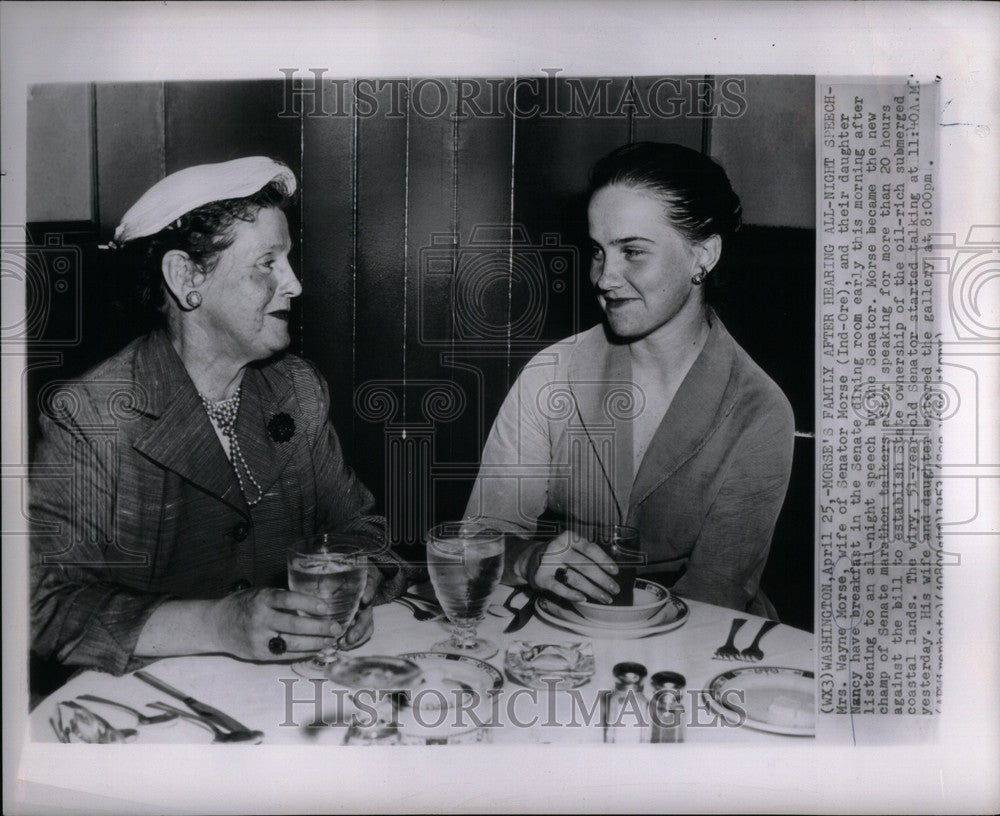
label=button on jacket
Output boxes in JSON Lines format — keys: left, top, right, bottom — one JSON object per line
{"left": 30, "top": 329, "right": 415, "bottom": 675}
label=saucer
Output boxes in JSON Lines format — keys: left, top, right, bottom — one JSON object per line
{"left": 535, "top": 593, "right": 688, "bottom": 639}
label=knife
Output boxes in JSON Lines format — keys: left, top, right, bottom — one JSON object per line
{"left": 503, "top": 588, "right": 538, "bottom": 633}
{"left": 134, "top": 670, "right": 254, "bottom": 734}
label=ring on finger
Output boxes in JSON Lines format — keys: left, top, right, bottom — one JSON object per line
{"left": 554, "top": 566, "right": 570, "bottom": 584}
{"left": 268, "top": 635, "right": 288, "bottom": 655}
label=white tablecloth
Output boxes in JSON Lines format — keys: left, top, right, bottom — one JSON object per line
{"left": 31, "top": 586, "right": 814, "bottom": 745}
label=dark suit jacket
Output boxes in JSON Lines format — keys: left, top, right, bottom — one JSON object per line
{"left": 465, "top": 313, "right": 795, "bottom": 616}
{"left": 30, "top": 330, "right": 415, "bottom": 675}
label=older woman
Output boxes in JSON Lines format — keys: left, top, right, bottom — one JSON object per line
{"left": 31, "top": 157, "right": 415, "bottom": 676}
{"left": 465, "top": 142, "right": 795, "bottom": 617}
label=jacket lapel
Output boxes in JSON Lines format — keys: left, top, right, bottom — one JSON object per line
{"left": 235, "top": 361, "right": 298, "bottom": 503}
{"left": 567, "top": 329, "right": 635, "bottom": 525}
{"left": 628, "top": 316, "right": 740, "bottom": 515}
{"left": 131, "top": 331, "right": 246, "bottom": 513}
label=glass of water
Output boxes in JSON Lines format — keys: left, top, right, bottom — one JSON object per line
{"left": 426, "top": 521, "right": 504, "bottom": 659}
{"left": 287, "top": 533, "right": 369, "bottom": 677}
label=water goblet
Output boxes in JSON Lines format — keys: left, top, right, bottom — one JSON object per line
{"left": 426, "top": 521, "right": 505, "bottom": 659}
{"left": 287, "top": 533, "right": 369, "bottom": 678}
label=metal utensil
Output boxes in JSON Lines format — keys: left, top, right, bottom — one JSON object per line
{"left": 76, "top": 693, "right": 179, "bottom": 725}
{"left": 713, "top": 617, "right": 747, "bottom": 660}
{"left": 50, "top": 700, "right": 138, "bottom": 743}
{"left": 134, "top": 670, "right": 255, "bottom": 734}
{"left": 401, "top": 591, "right": 442, "bottom": 610}
{"left": 503, "top": 588, "right": 538, "bottom": 634}
{"left": 738, "top": 620, "right": 780, "bottom": 662}
{"left": 148, "top": 702, "right": 263, "bottom": 744}
{"left": 393, "top": 596, "right": 443, "bottom": 622}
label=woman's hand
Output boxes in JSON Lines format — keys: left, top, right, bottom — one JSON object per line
{"left": 528, "top": 531, "right": 621, "bottom": 604}
{"left": 206, "top": 588, "right": 345, "bottom": 661}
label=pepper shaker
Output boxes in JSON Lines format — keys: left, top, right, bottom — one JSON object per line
{"left": 649, "top": 671, "right": 686, "bottom": 743}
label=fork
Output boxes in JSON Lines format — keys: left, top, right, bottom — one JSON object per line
{"left": 76, "top": 694, "right": 179, "bottom": 724}
{"left": 147, "top": 702, "right": 264, "bottom": 743}
{"left": 713, "top": 617, "right": 748, "bottom": 660}
{"left": 738, "top": 620, "right": 780, "bottom": 662}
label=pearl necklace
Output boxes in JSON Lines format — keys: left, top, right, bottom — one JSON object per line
{"left": 200, "top": 386, "right": 263, "bottom": 507}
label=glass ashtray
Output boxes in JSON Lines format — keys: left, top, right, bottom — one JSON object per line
{"left": 504, "top": 641, "right": 595, "bottom": 689}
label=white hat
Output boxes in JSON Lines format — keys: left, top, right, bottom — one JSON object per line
{"left": 112, "top": 156, "right": 296, "bottom": 246}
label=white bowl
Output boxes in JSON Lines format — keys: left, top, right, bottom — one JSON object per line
{"left": 572, "top": 578, "right": 671, "bottom": 626}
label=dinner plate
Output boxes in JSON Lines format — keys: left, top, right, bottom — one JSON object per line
{"left": 703, "top": 666, "right": 815, "bottom": 736}
{"left": 535, "top": 593, "right": 689, "bottom": 638}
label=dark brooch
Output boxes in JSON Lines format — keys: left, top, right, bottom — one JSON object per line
{"left": 267, "top": 412, "right": 295, "bottom": 443}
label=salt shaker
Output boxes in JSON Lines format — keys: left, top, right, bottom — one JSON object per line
{"left": 649, "top": 671, "right": 686, "bottom": 743}
{"left": 603, "top": 662, "right": 650, "bottom": 743}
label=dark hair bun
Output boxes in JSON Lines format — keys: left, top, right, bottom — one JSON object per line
{"left": 588, "top": 142, "right": 742, "bottom": 242}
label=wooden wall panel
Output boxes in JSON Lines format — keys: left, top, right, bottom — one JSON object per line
{"left": 403, "top": 83, "right": 462, "bottom": 534}
{"left": 710, "top": 75, "right": 815, "bottom": 228}
{"left": 405, "top": 83, "right": 457, "bottom": 390}
{"left": 26, "top": 84, "right": 94, "bottom": 224}
{"left": 512, "top": 77, "right": 633, "bottom": 387}
{"left": 352, "top": 81, "right": 408, "bottom": 511}
{"left": 300, "top": 80, "right": 356, "bottom": 442}
{"left": 630, "top": 75, "right": 705, "bottom": 149}
{"left": 163, "top": 81, "right": 302, "bottom": 174}
{"left": 451, "top": 79, "right": 516, "bottom": 470}
{"left": 94, "top": 83, "right": 165, "bottom": 240}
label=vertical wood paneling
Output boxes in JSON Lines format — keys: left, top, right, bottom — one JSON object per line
{"left": 163, "top": 81, "right": 302, "bottom": 175}
{"left": 405, "top": 82, "right": 457, "bottom": 391}
{"left": 512, "top": 77, "right": 633, "bottom": 385}
{"left": 630, "top": 75, "right": 705, "bottom": 149}
{"left": 711, "top": 75, "right": 815, "bottom": 228}
{"left": 452, "top": 79, "right": 517, "bottom": 472}
{"left": 94, "top": 83, "right": 165, "bottom": 240}
{"left": 404, "top": 81, "right": 463, "bottom": 531}
{"left": 27, "top": 84, "right": 94, "bottom": 224}
{"left": 301, "top": 80, "right": 357, "bottom": 445}
{"left": 352, "top": 81, "right": 408, "bottom": 509}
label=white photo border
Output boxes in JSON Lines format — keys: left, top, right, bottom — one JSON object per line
{"left": 3, "top": 2, "right": 998, "bottom": 814}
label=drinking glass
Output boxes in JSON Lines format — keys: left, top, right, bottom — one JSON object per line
{"left": 596, "top": 524, "right": 643, "bottom": 606}
{"left": 287, "top": 533, "right": 369, "bottom": 678}
{"left": 327, "top": 656, "right": 424, "bottom": 745}
{"left": 426, "top": 521, "right": 504, "bottom": 659}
